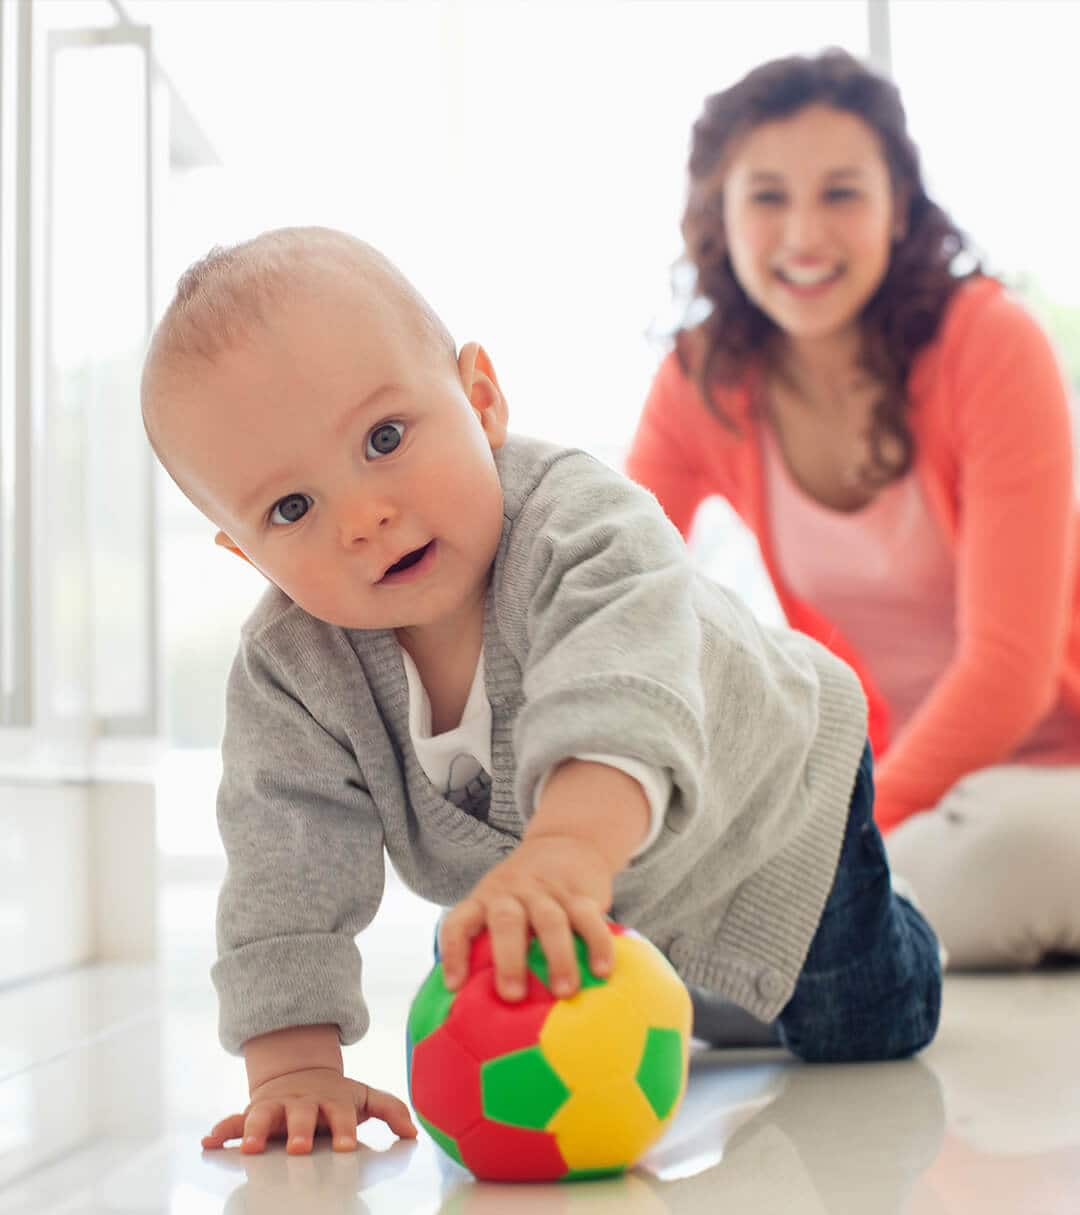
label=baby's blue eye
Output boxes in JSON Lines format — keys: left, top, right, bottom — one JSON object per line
{"left": 367, "top": 421, "right": 404, "bottom": 458}
{"left": 269, "top": 493, "right": 311, "bottom": 525}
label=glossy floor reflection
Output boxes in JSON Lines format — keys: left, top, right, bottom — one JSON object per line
{"left": 1, "top": 875, "right": 1078, "bottom": 1213}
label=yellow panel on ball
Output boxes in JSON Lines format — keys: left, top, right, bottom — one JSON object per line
{"left": 608, "top": 933, "right": 693, "bottom": 1035}
{"left": 549, "top": 1076, "right": 660, "bottom": 1172}
{"left": 540, "top": 983, "right": 647, "bottom": 1090}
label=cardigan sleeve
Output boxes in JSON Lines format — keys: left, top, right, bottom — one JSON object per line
{"left": 211, "top": 634, "right": 386, "bottom": 1053}
{"left": 625, "top": 351, "right": 717, "bottom": 539}
{"left": 875, "top": 290, "right": 1075, "bottom": 830}
{"left": 496, "top": 450, "right": 710, "bottom": 841}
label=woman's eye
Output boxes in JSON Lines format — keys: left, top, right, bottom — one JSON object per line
{"left": 752, "top": 192, "right": 785, "bottom": 206}
{"left": 826, "top": 188, "right": 858, "bottom": 203}
{"left": 367, "top": 421, "right": 405, "bottom": 458}
{"left": 269, "top": 493, "right": 312, "bottom": 526}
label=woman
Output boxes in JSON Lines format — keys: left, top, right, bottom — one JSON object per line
{"left": 627, "top": 48, "right": 1080, "bottom": 969}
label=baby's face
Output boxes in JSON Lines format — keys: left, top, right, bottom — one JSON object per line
{"left": 157, "top": 271, "right": 507, "bottom": 636}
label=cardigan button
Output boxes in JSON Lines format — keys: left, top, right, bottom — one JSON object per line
{"left": 756, "top": 969, "right": 785, "bottom": 1002}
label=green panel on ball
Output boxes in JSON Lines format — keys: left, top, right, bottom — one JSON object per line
{"left": 481, "top": 1046, "right": 571, "bottom": 1128}
{"left": 562, "top": 1166, "right": 627, "bottom": 1182}
{"left": 635, "top": 1026, "right": 684, "bottom": 1119}
{"left": 408, "top": 964, "right": 455, "bottom": 1045}
{"left": 526, "top": 935, "right": 607, "bottom": 994}
{"left": 417, "top": 1113, "right": 465, "bottom": 1166}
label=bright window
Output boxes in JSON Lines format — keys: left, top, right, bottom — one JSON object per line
{"left": 139, "top": 0, "right": 869, "bottom": 748}
{"left": 890, "top": 0, "right": 1080, "bottom": 395}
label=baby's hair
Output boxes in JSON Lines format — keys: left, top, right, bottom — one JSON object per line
{"left": 140, "top": 226, "right": 456, "bottom": 483}
{"left": 151, "top": 226, "right": 454, "bottom": 365}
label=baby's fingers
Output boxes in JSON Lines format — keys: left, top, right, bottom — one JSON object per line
{"left": 284, "top": 1103, "right": 319, "bottom": 1155}
{"left": 319, "top": 1099, "right": 358, "bottom": 1152}
{"left": 487, "top": 897, "right": 530, "bottom": 1002}
{"left": 240, "top": 1101, "right": 285, "bottom": 1154}
{"left": 573, "top": 902, "right": 616, "bottom": 981}
{"left": 529, "top": 897, "right": 578, "bottom": 997}
{"left": 358, "top": 1085, "right": 418, "bottom": 1140}
{"left": 201, "top": 1113, "right": 246, "bottom": 1150}
{"left": 438, "top": 899, "right": 486, "bottom": 991}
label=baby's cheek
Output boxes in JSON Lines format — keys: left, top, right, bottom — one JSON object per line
{"left": 273, "top": 558, "right": 334, "bottom": 618}
{"left": 297, "top": 563, "right": 382, "bottom": 631}
{"left": 305, "top": 580, "right": 352, "bottom": 626}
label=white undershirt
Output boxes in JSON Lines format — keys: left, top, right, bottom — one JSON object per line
{"left": 400, "top": 646, "right": 669, "bottom": 857}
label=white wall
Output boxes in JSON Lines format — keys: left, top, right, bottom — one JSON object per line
{"left": 0, "top": 778, "right": 157, "bottom": 987}
{"left": 0, "top": 783, "right": 92, "bottom": 986}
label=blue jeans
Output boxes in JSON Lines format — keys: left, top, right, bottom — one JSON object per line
{"left": 775, "top": 742, "right": 943, "bottom": 1062}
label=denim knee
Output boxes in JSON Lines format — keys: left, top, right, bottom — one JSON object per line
{"left": 780, "top": 896, "right": 943, "bottom": 1064}
{"left": 777, "top": 744, "right": 944, "bottom": 1064}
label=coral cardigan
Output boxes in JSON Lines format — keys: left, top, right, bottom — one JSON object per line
{"left": 626, "top": 277, "right": 1080, "bottom": 831}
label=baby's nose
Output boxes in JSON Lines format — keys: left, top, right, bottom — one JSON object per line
{"left": 337, "top": 493, "right": 398, "bottom": 546}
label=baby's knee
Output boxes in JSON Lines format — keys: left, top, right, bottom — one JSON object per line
{"left": 781, "top": 899, "right": 943, "bottom": 1064}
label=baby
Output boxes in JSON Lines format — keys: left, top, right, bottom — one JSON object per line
{"left": 141, "top": 226, "right": 942, "bottom": 1156}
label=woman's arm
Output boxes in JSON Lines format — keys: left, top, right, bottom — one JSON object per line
{"left": 875, "top": 292, "right": 1075, "bottom": 830}
{"left": 625, "top": 350, "right": 716, "bottom": 538}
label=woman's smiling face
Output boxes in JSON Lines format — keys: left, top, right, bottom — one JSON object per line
{"left": 708, "top": 104, "right": 902, "bottom": 347}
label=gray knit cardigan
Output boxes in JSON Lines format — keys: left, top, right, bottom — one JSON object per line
{"left": 211, "top": 434, "right": 868, "bottom": 1053}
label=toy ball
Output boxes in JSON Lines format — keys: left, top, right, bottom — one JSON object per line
{"left": 406, "top": 922, "right": 692, "bottom": 1182}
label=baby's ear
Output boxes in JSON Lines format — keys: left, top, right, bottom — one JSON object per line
{"left": 214, "top": 530, "right": 252, "bottom": 566}
{"left": 458, "top": 342, "right": 508, "bottom": 450}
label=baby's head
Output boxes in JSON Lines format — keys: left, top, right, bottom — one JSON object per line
{"left": 141, "top": 226, "right": 508, "bottom": 634}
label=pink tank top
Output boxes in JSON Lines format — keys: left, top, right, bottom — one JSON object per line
{"left": 762, "top": 423, "right": 1080, "bottom": 763}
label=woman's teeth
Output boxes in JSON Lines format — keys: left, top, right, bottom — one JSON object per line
{"left": 778, "top": 265, "right": 841, "bottom": 286}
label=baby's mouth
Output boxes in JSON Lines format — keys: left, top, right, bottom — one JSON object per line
{"left": 380, "top": 540, "right": 434, "bottom": 581}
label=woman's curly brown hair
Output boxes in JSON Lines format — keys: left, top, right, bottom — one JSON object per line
{"left": 679, "top": 48, "right": 980, "bottom": 487}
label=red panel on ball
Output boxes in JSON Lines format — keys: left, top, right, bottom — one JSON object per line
{"left": 468, "top": 933, "right": 494, "bottom": 974}
{"left": 457, "top": 1118, "right": 568, "bottom": 1182}
{"left": 446, "top": 970, "right": 554, "bottom": 1062}
{"left": 410, "top": 1027, "right": 483, "bottom": 1138}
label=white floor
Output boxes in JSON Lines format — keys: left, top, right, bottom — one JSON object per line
{"left": 2, "top": 872, "right": 1079, "bottom": 1214}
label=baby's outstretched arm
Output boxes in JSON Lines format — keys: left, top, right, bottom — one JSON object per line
{"left": 201, "top": 1023, "right": 417, "bottom": 1155}
{"left": 439, "top": 759, "right": 651, "bottom": 1002}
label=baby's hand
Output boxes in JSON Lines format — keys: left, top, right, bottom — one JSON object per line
{"left": 201, "top": 1067, "right": 417, "bottom": 1155}
{"left": 439, "top": 833, "right": 615, "bottom": 1003}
